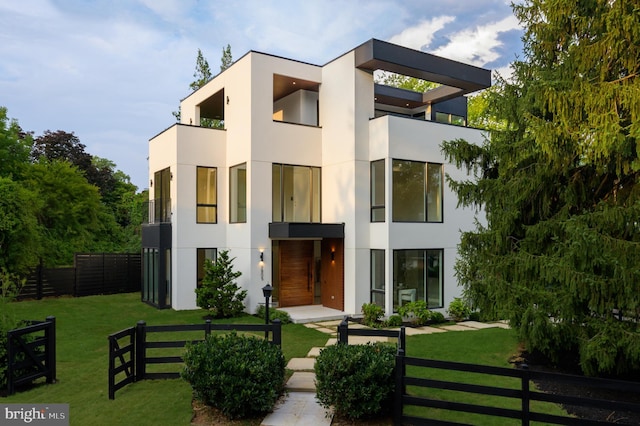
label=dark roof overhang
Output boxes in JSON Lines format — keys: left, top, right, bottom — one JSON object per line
{"left": 269, "top": 223, "right": 344, "bottom": 239}
{"left": 356, "top": 39, "right": 491, "bottom": 106}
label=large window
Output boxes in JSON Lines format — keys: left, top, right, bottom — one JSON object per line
{"left": 230, "top": 163, "right": 246, "bottom": 223}
{"left": 196, "top": 167, "right": 217, "bottom": 223}
{"left": 371, "top": 250, "right": 385, "bottom": 307}
{"left": 393, "top": 249, "right": 443, "bottom": 310}
{"left": 197, "top": 248, "right": 217, "bottom": 288}
{"left": 152, "top": 167, "right": 171, "bottom": 223}
{"left": 370, "top": 160, "right": 385, "bottom": 222}
{"left": 272, "top": 164, "right": 320, "bottom": 222}
{"left": 392, "top": 160, "right": 442, "bottom": 222}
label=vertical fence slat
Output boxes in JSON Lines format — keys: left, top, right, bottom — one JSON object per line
{"left": 46, "top": 316, "right": 56, "bottom": 384}
{"left": 135, "top": 321, "right": 146, "bottom": 381}
{"left": 394, "top": 349, "right": 405, "bottom": 426}
{"left": 338, "top": 317, "right": 348, "bottom": 344}
{"left": 272, "top": 319, "right": 281, "bottom": 346}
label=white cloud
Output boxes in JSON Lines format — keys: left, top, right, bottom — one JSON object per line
{"left": 388, "top": 16, "right": 456, "bottom": 51}
{"left": 430, "top": 15, "right": 521, "bottom": 66}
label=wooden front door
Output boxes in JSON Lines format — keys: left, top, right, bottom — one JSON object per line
{"left": 279, "top": 240, "right": 314, "bottom": 307}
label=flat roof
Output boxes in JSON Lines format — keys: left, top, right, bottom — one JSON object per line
{"left": 355, "top": 39, "right": 491, "bottom": 105}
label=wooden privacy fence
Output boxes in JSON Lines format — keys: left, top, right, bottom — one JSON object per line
{"left": 335, "top": 319, "right": 640, "bottom": 425}
{"left": 108, "top": 319, "right": 282, "bottom": 399}
{"left": 6, "top": 317, "right": 56, "bottom": 395}
{"left": 19, "top": 253, "right": 140, "bottom": 300}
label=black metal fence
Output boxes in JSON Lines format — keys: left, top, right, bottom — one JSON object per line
{"left": 19, "top": 253, "right": 140, "bottom": 300}
{"left": 335, "top": 318, "right": 640, "bottom": 426}
{"left": 6, "top": 317, "right": 56, "bottom": 395}
{"left": 108, "top": 319, "right": 282, "bottom": 399}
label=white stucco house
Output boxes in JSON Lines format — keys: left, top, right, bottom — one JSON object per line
{"left": 141, "top": 39, "right": 490, "bottom": 316}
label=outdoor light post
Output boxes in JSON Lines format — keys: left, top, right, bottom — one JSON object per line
{"left": 262, "top": 283, "right": 273, "bottom": 338}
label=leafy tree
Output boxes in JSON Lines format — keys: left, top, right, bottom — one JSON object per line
{"left": 0, "top": 178, "right": 41, "bottom": 273}
{"left": 442, "top": 0, "right": 640, "bottom": 376}
{"left": 189, "top": 48, "right": 213, "bottom": 92}
{"left": 195, "top": 249, "right": 246, "bottom": 318}
{"left": 0, "top": 107, "right": 32, "bottom": 179}
{"left": 24, "top": 160, "right": 102, "bottom": 266}
{"left": 220, "top": 44, "right": 233, "bottom": 72}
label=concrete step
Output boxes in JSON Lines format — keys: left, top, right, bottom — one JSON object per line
{"left": 285, "top": 372, "right": 316, "bottom": 392}
{"left": 261, "top": 392, "right": 333, "bottom": 425}
{"left": 286, "top": 357, "right": 315, "bottom": 371}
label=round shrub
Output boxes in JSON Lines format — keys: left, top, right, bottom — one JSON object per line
{"left": 430, "top": 311, "right": 446, "bottom": 324}
{"left": 447, "top": 297, "right": 471, "bottom": 322}
{"left": 385, "top": 314, "right": 403, "bottom": 327}
{"left": 255, "top": 304, "right": 292, "bottom": 324}
{"left": 181, "top": 332, "right": 285, "bottom": 419}
{"left": 315, "top": 343, "right": 396, "bottom": 420}
{"left": 361, "top": 303, "right": 385, "bottom": 327}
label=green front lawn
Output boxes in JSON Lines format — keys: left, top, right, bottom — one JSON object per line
{"left": 3, "top": 293, "right": 567, "bottom": 425}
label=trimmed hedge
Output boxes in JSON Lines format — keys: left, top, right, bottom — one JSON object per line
{"left": 315, "top": 343, "right": 396, "bottom": 420}
{"left": 181, "top": 332, "right": 285, "bottom": 419}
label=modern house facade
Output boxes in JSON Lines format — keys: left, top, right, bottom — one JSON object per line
{"left": 141, "top": 39, "right": 490, "bottom": 315}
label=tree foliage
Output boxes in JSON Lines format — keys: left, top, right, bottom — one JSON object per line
{"left": 195, "top": 250, "right": 247, "bottom": 318}
{"left": 0, "top": 107, "right": 32, "bottom": 179}
{"left": 441, "top": 0, "right": 640, "bottom": 376}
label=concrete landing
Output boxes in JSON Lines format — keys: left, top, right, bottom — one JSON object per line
{"left": 286, "top": 357, "right": 315, "bottom": 371}
{"left": 285, "top": 372, "right": 316, "bottom": 392}
{"left": 261, "top": 392, "right": 332, "bottom": 426}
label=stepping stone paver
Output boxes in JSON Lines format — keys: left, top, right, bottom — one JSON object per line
{"left": 314, "top": 327, "right": 336, "bottom": 334}
{"left": 286, "top": 372, "right": 316, "bottom": 392}
{"left": 462, "top": 321, "right": 501, "bottom": 329}
{"left": 307, "top": 347, "right": 323, "bottom": 357}
{"left": 439, "top": 324, "right": 476, "bottom": 331}
{"left": 261, "top": 392, "right": 332, "bottom": 426}
{"left": 287, "top": 357, "right": 315, "bottom": 371}
{"left": 303, "top": 323, "right": 320, "bottom": 329}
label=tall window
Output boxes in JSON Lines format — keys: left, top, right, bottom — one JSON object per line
{"left": 153, "top": 167, "right": 171, "bottom": 223}
{"left": 392, "top": 160, "right": 443, "bottom": 222}
{"left": 371, "top": 250, "right": 385, "bottom": 307}
{"left": 197, "top": 248, "right": 217, "bottom": 288}
{"left": 272, "top": 164, "right": 320, "bottom": 222}
{"left": 230, "top": 163, "right": 246, "bottom": 223}
{"left": 196, "top": 167, "right": 217, "bottom": 223}
{"left": 370, "top": 160, "right": 385, "bottom": 222}
{"left": 393, "top": 249, "right": 443, "bottom": 311}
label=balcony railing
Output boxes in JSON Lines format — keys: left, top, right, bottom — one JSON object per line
{"left": 145, "top": 198, "right": 171, "bottom": 224}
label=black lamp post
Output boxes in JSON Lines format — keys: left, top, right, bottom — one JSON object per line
{"left": 262, "top": 283, "right": 273, "bottom": 338}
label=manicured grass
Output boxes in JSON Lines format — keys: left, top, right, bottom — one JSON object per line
{"left": 404, "top": 329, "right": 568, "bottom": 425}
{"left": 3, "top": 293, "right": 328, "bottom": 425}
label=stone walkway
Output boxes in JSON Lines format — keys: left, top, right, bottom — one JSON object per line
{"left": 261, "top": 319, "right": 510, "bottom": 425}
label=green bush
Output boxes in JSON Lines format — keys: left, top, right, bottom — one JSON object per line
{"left": 181, "top": 332, "right": 285, "bottom": 419}
{"left": 361, "top": 303, "right": 384, "bottom": 327}
{"left": 385, "top": 314, "right": 403, "bottom": 327}
{"left": 195, "top": 250, "right": 247, "bottom": 318}
{"left": 447, "top": 297, "right": 471, "bottom": 322}
{"left": 398, "top": 300, "right": 432, "bottom": 326}
{"left": 430, "top": 311, "right": 446, "bottom": 324}
{"left": 255, "top": 304, "right": 292, "bottom": 324}
{"left": 315, "top": 343, "right": 396, "bottom": 420}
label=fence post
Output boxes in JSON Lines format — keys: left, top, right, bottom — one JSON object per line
{"left": 337, "top": 317, "right": 348, "bottom": 345}
{"left": 271, "top": 319, "right": 282, "bottom": 346}
{"left": 205, "top": 319, "right": 211, "bottom": 338}
{"left": 7, "top": 329, "right": 15, "bottom": 395}
{"left": 394, "top": 348, "right": 405, "bottom": 426}
{"left": 46, "top": 316, "right": 56, "bottom": 384}
{"left": 521, "top": 364, "right": 530, "bottom": 426}
{"left": 135, "top": 321, "right": 146, "bottom": 381}
{"left": 399, "top": 326, "right": 406, "bottom": 354}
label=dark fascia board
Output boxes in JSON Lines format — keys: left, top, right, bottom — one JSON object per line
{"left": 355, "top": 39, "right": 491, "bottom": 94}
{"left": 269, "top": 222, "right": 345, "bottom": 239}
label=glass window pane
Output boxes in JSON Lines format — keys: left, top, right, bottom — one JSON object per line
{"left": 371, "top": 160, "right": 385, "bottom": 222}
{"left": 312, "top": 167, "right": 321, "bottom": 222}
{"left": 393, "top": 250, "right": 426, "bottom": 311}
{"left": 197, "top": 167, "right": 217, "bottom": 223}
{"left": 426, "top": 249, "right": 443, "bottom": 308}
{"left": 392, "top": 160, "right": 425, "bottom": 222}
{"left": 272, "top": 164, "right": 282, "bottom": 222}
{"left": 197, "top": 248, "right": 217, "bottom": 288}
{"left": 371, "top": 250, "right": 385, "bottom": 308}
{"left": 230, "top": 163, "right": 246, "bottom": 223}
{"left": 276, "top": 163, "right": 320, "bottom": 223}
{"left": 427, "top": 163, "right": 442, "bottom": 222}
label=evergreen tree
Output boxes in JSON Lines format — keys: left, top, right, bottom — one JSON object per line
{"left": 442, "top": 1, "right": 640, "bottom": 376}
{"left": 195, "top": 250, "right": 246, "bottom": 318}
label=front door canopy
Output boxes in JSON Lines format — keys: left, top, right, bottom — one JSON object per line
{"left": 269, "top": 222, "right": 344, "bottom": 239}
{"left": 354, "top": 38, "right": 491, "bottom": 105}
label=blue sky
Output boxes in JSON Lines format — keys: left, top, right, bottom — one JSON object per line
{"left": 0, "top": 0, "right": 523, "bottom": 190}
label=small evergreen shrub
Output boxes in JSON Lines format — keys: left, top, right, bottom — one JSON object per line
{"left": 430, "top": 311, "right": 446, "bottom": 324}
{"left": 447, "top": 297, "right": 471, "bottom": 322}
{"left": 385, "top": 314, "right": 403, "bottom": 327}
{"left": 361, "top": 303, "right": 384, "bottom": 327}
{"left": 315, "top": 343, "right": 396, "bottom": 420}
{"left": 195, "top": 250, "right": 247, "bottom": 318}
{"left": 398, "top": 300, "right": 432, "bottom": 326}
{"left": 255, "top": 305, "right": 292, "bottom": 324}
{"left": 181, "top": 332, "right": 285, "bottom": 419}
